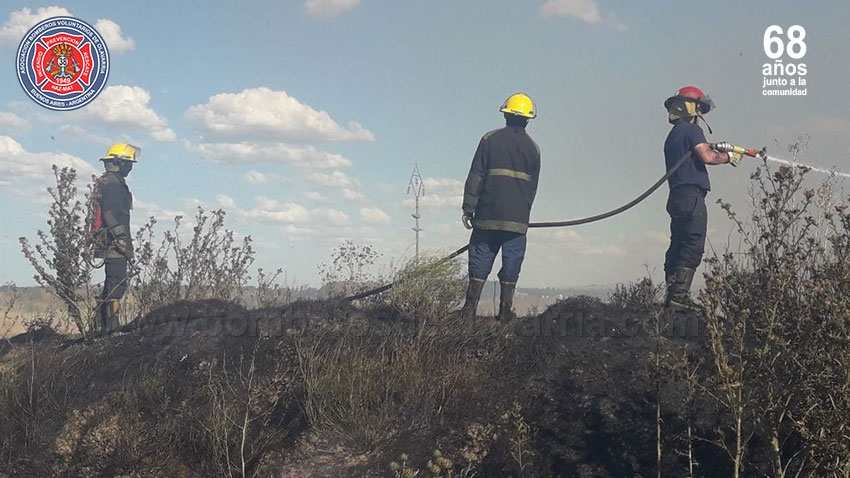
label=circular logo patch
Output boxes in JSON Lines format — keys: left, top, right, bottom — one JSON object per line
{"left": 16, "top": 16, "right": 110, "bottom": 111}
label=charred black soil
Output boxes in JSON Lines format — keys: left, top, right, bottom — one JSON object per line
{"left": 1, "top": 297, "right": 740, "bottom": 477}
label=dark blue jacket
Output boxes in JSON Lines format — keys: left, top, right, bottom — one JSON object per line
{"left": 463, "top": 125, "right": 540, "bottom": 234}
{"left": 664, "top": 122, "right": 710, "bottom": 191}
{"left": 96, "top": 171, "right": 133, "bottom": 259}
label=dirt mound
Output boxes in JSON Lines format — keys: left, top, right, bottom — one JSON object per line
{"left": 0, "top": 297, "right": 730, "bottom": 477}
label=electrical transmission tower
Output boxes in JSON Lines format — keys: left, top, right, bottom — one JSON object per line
{"left": 407, "top": 163, "right": 424, "bottom": 260}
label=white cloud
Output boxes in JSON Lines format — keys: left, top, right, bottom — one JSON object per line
{"left": 150, "top": 129, "right": 177, "bottom": 142}
{"left": 181, "top": 198, "right": 204, "bottom": 210}
{"left": 183, "top": 141, "right": 351, "bottom": 168}
{"left": 55, "top": 124, "right": 112, "bottom": 145}
{"left": 0, "top": 8, "right": 136, "bottom": 54}
{"left": 529, "top": 228, "right": 625, "bottom": 257}
{"left": 133, "top": 199, "right": 185, "bottom": 224}
{"left": 403, "top": 176, "right": 463, "bottom": 210}
{"left": 406, "top": 194, "right": 460, "bottom": 209}
{"left": 534, "top": 229, "right": 583, "bottom": 242}
{"left": 342, "top": 188, "right": 364, "bottom": 200}
{"left": 308, "top": 170, "right": 357, "bottom": 188}
{"left": 360, "top": 207, "right": 390, "bottom": 224}
{"left": 304, "top": 0, "right": 359, "bottom": 19}
{"left": 285, "top": 224, "right": 317, "bottom": 236}
{"left": 95, "top": 19, "right": 134, "bottom": 54}
{"left": 0, "top": 6, "right": 71, "bottom": 44}
{"left": 423, "top": 177, "right": 464, "bottom": 192}
{"left": 216, "top": 194, "right": 236, "bottom": 209}
{"left": 540, "top": 0, "right": 627, "bottom": 30}
{"left": 76, "top": 85, "right": 176, "bottom": 141}
{"left": 184, "top": 87, "right": 374, "bottom": 143}
{"left": 0, "top": 112, "right": 30, "bottom": 131}
{"left": 321, "top": 209, "right": 350, "bottom": 225}
{"left": 304, "top": 171, "right": 366, "bottom": 202}
{"left": 224, "top": 196, "right": 349, "bottom": 226}
{"left": 305, "top": 191, "right": 328, "bottom": 202}
{"left": 0, "top": 135, "right": 97, "bottom": 186}
{"left": 243, "top": 170, "right": 268, "bottom": 184}
{"left": 540, "top": 0, "right": 600, "bottom": 23}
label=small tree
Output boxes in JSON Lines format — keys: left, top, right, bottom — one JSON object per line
{"left": 19, "top": 166, "right": 99, "bottom": 337}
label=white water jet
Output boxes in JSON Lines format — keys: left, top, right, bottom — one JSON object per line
{"left": 763, "top": 155, "right": 850, "bottom": 180}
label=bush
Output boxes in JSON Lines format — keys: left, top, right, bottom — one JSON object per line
{"left": 317, "top": 240, "right": 381, "bottom": 298}
{"left": 1, "top": 282, "right": 22, "bottom": 340}
{"left": 18, "top": 166, "right": 99, "bottom": 337}
{"left": 699, "top": 155, "right": 850, "bottom": 477}
{"left": 383, "top": 253, "right": 465, "bottom": 323}
{"left": 129, "top": 207, "right": 255, "bottom": 319}
{"left": 252, "top": 267, "right": 292, "bottom": 309}
{"left": 608, "top": 276, "right": 664, "bottom": 311}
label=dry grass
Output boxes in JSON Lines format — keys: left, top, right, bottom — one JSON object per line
{"left": 295, "top": 311, "right": 505, "bottom": 450}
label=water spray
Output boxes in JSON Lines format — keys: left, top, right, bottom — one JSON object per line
{"left": 712, "top": 142, "right": 850, "bottom": 179}
{"left": 760, "top": 154, "right": 850, "bottom": 179}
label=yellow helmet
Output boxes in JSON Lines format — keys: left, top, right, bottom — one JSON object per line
{"left": 100, "top": 143, "right": 140, "bottom": 162}
{"left": 499, "top": 93, "right": 537, "bottom": 119}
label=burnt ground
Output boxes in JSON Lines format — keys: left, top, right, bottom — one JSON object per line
{"left": 0, "top": 296, "right": 736, "bottom": 477}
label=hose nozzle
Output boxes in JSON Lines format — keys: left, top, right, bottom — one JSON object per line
{"left": 711, "top": 142, "right": 766, "bottom": 159}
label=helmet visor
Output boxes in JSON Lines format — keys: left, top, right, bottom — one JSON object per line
{"left": 698, "top": 95, "right": 715, "bottom": 114}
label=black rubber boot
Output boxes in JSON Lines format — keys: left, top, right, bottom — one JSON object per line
{"left": 460, "top": 278, "right": 486, "bottom": 320}
{"left": 665, "top": 267, "right": 696, "bottom": 309}
{"left": 664, "top": 270, "right": 676, "bottom": 301}
{"left": 94, "top": 300, "right": 105, "bottom": 335}
{"left": 100, "top": 299, "right": 121, "bottom": 335}
{"left": 497, "top": 281, "right": 517, "bottom": 322}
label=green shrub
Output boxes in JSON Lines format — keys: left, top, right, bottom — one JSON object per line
{"left": 383, "top": 254, "right": 465, "bottom": 322}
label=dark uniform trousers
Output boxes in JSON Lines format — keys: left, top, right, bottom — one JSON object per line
{"left": 664, "top": 185, "right": 707, "bottom": 274}
{"left": 468, "top": 229, "right": 527, "bottom": 283}
{"left": 103, "top": 257, "right": 128, "bottom": 302}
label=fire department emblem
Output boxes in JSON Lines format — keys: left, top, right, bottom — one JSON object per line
{"left": 16, "top": 16, "right": 110, "bottom": 111}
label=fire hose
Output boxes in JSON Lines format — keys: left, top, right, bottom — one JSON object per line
{"left": 345, "top": 143, "right": 765, "bottom": 302}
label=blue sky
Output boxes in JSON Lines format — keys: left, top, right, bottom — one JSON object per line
{"left": 1, "top": 1, "right": 848, "bottom": 289}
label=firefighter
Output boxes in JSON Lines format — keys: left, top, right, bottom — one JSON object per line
{"left": 94, "top": 143, "right": 139, "bottom": 333}
{"left": 460, "top": 93, "right": 541, "bottom": 321}
{"left": 663, "top": 86, "right": 741, "bottom": 308}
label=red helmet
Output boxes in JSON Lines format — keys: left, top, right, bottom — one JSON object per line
{"left": 664, "top": 85, "right": 715, "bottom": 114}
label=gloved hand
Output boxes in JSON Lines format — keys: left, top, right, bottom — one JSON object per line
{"left": 113, "top": 236, "right": 132, "bottom": 258}
{"left": 462, "top": 214, "right": 473, "bottom": 230}
{"left": 728, "top": 151, "right": 743, "bottom": 167}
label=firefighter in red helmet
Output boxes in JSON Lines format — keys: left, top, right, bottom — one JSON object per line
{"left": 663, "top": 86, "right": 741, "bottom": 308}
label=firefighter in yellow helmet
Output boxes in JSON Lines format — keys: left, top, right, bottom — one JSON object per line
{"left": 460, "top": 93, "right": 541, "bottom": 321}
{"left": 93, "top": 142, "right": 139, "bottom": 334}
